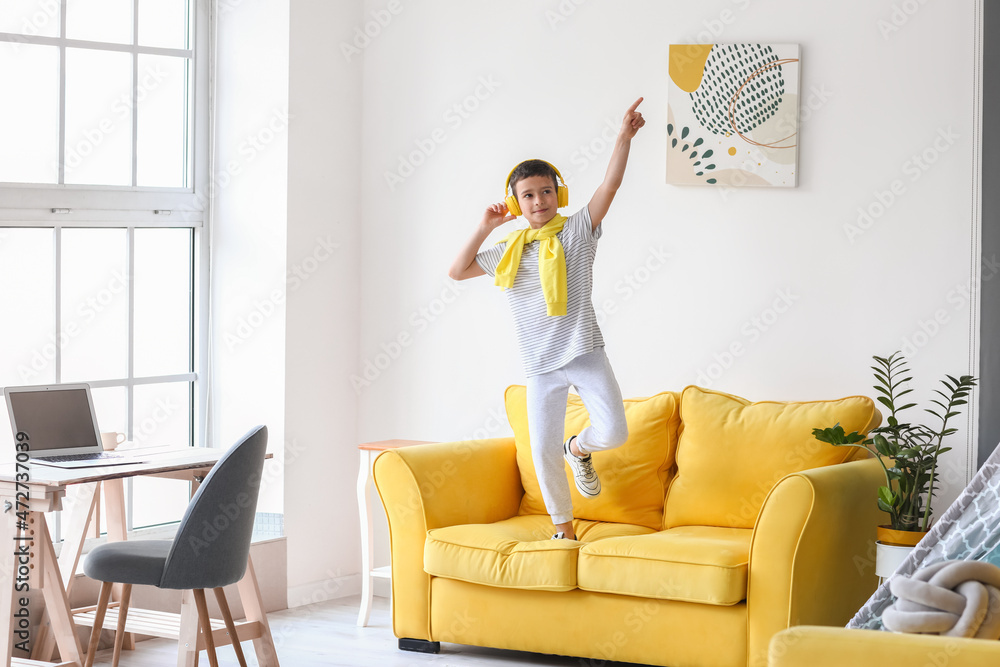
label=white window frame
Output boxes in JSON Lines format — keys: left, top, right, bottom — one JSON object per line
{"left": 0, "top": 0, "right": 213, "bottom": 540}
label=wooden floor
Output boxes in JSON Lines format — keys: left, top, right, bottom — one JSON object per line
{"left": 86, "top": 595, "right": 652, "bottom": 666}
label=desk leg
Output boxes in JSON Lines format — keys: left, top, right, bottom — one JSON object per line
{"left": 235, "top": 555, "right": 279, "bottom": 666}
{"left": 32, "top": 481, "right": 99, "bottom": 662}
{"left": 1, "top": 506, "right": 20, "bottom": 667}
{"left": 357, "top": 450, "right": 374, "bottom": 627}
{"left": 103, "top": 479, "right": 136, "bottom": 652}
{"left": 35, "top": 514, "right": 83, "bottom": 666}
{"left": 177, "top": 589, "right": 201, "bottom": 667}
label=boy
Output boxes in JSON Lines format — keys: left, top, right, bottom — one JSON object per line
{"left": 448, "top": 98, "right": 645, "bottom": 540}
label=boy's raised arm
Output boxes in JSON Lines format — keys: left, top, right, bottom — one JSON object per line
{"left": 448, "top": 202, "right": 515, "bottom": 281}
{"left": 588, "top": 97, "right": 645, "bottom": 230}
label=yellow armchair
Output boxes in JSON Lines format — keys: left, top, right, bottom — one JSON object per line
{"left": 768, "top": 625, "right": 1000, "bottom": 666}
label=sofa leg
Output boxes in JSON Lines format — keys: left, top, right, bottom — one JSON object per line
{"left": 398, "top": 638, "right": 441, "bottom": 653}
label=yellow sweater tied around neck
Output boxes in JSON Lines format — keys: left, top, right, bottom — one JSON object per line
{"left": 493, "top": 214, "right": 567, "bottom": 316}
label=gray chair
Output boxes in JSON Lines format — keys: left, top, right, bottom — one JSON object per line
{"left": 82, "top": 425, "right": 268, "bottom": 667}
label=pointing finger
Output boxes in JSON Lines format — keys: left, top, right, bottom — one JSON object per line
{"left": 627, "top": 97, "right": 644, "bottom": 113}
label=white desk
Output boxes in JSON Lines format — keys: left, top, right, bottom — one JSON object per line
{"left": 356, "top": 440, "right": 432, "bottom": 627}
{"left": 0, "top": 445, "right": 279, "bottom": 667}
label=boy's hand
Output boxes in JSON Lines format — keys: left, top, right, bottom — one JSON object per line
{"left": 619, "top": 97, "right": 646, "bottom": 140}
{"left": 481, "top": 202, "right": 516, "bottom": 230}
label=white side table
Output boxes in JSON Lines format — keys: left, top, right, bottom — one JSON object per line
{"left": 356, "top": 439, "right": 432, "bottom": 627}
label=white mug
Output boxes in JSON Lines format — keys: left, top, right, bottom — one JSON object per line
{"left": 101, "top": 431, "right": 126, "bottom": 451}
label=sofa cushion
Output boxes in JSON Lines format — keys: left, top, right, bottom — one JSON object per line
{"left": 663, "top": 386, "right": 880, "bottom": 529}
{"left": 424, "top": 515, "right": 654, "bottom": 592}
{"left": 505, "top": 385, "right": 680, "bottom": 530}
{"left": 577, "top": 526, "right": 752, "bottom": 605}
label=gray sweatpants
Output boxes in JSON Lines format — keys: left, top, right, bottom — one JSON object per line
{"left": 526, "top": 347, "right": 629, "bottom": 524}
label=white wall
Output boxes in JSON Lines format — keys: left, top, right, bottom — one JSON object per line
{"left": 284, "top": 0, "right": 364, "bottom": 605}
{"left": 356, "top": 1, "right": 979, "bottom": 504}
{"left": 275, "top": 0, "right": 981, "bottom": 599}
{"left": 213, "top": 0, "right": 289, "bottom": 514}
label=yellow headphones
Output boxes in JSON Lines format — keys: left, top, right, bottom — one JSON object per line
{"left": 504, "top": 160, "right": 569, "bottom": 216}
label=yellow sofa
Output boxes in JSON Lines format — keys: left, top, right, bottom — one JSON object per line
{"left": 374, "top": 385, "right": 885, "bottom": 667}
{"left": 768, "top": 626, "right": 1000, "bottom": 666}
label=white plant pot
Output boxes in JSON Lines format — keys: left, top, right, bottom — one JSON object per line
{"left": 875, "top": 541, "right": 915, "bottom": 578}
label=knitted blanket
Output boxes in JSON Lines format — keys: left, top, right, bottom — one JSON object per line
{"left": 849, "top": 442, "right": 1000, "bottom": 630}
{"left": 883, "top": 560, "right": 1000, "bottom": 638}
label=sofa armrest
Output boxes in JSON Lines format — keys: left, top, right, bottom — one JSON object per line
{"left": 768, "top": 626, "right": 1000, "bottom": 666}
{"left": 746, "top": 457, "right": 884, "bottom": 667}
{"left": 373, "top": 437, "right": 522, "bottom": 640}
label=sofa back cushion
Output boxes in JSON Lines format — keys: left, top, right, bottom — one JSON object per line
{"left": 505, "top": 385, "right": 680, "bottom": 530}
{"left": 663, "top": 386, "right": 881, "bottom": 529}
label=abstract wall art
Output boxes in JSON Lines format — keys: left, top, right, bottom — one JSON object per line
{"left": 666, "top": 43, "right": 800, "bottom": 187}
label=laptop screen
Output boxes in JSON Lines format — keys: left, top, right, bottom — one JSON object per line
{"left": 7, "top": 387, "right": 101, "bottom": 453}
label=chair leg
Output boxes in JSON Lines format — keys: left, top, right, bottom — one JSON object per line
{"left": 214, "top": 587, "right": 248, "bottom": 667}
{"left": 111, "top": 584, "right": 132, "bottom": 667}
{"left": 84, "top": 581, "right": 114, "bottom": 667}
{"left": 192, "top": 588, "right": 219, "bottom": 667}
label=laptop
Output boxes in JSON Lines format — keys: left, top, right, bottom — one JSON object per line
{"left": 4, "top": 383, "right": 146, "bottom": 468}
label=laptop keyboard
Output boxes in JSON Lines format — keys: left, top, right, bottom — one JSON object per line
{"left": 36, "top": 451, "right": 125, "bottom": 462}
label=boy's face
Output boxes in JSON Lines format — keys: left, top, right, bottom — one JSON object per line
{"left": 514, "top": 175, "right": 559, "bottom": 227}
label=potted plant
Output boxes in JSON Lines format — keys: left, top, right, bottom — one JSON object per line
{"left": 812, "top": 352, "right": 976, "bottom": 573}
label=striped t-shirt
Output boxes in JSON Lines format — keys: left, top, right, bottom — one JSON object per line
{"left": 476, "top": 206, "right": 604, "bottom": 377}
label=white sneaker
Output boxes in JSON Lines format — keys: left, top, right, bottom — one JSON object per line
{"left": 564, "top": 436, "right": 601, "bottom": 498}
{"left": 551, "top": 532, "right": 566, "bottom": 540}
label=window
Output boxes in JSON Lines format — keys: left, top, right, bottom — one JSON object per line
{"left": 0, "top": 0, "right": 210, "bottom": 536}
{"left": 0, "top": 0, "right": 194, "bottom": 188}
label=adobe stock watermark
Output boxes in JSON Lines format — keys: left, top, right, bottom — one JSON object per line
{"left": 594, "top": 246, "right": 671, "bottom": 326}
{"left": 5, "top": 0, "right": 58, "bottom": 52}
{"left": 563, "top": 117, "right": 619, "bottom": 186}
{"left": 58, "top": 63, "right": 171, "bottom": 177}
{"left": 350, "top": 279, "right": 467, "bottom": 393}
{"left": 547, "top": 0, "right": 751, "bottom": 33}
{"left": 668, "top": 0, "right": 754, "bottom": 43}
{"left": 895, "top": 254, "right": 1000, "bottom": 360}
{"left": 717, "top": 82, "right": 834, "bottom": 203}
{"left": 877, "top": 0, "right": 931, "bottom": 40}
{"left": 187, "top": 473, "right": 261, "bottom": 556}
{"left": 133, "top": 395, "right": 180, "bottom": 443}
{"left": 394, "top": 406, "right": 508, "bottom": 522}
{"left": 383, "top": 76, "right": 502, "bottom": 191}
{"left": 225, "top": 234, "right": 340, "bottom": 351}
{"left": 577, "top": 580, "right": 686, "bottom": 667}
{"left": 180, "top": 107, "right": 292, "bottom": 222}
{"left": 340, "top": 0, "right": 404, "bottom": 62}
{"left": 843, "top": 126, "right": 959, "bottom": 244}
{"left": 16, "top": 269, "right": 129, "bottom": 382}
{"left": 694, "top": 288, "right": 799, "bottom": 388}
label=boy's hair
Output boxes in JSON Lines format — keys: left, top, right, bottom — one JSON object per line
{"left": 509, "top": 159, "right": 560, "bottom": 198}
